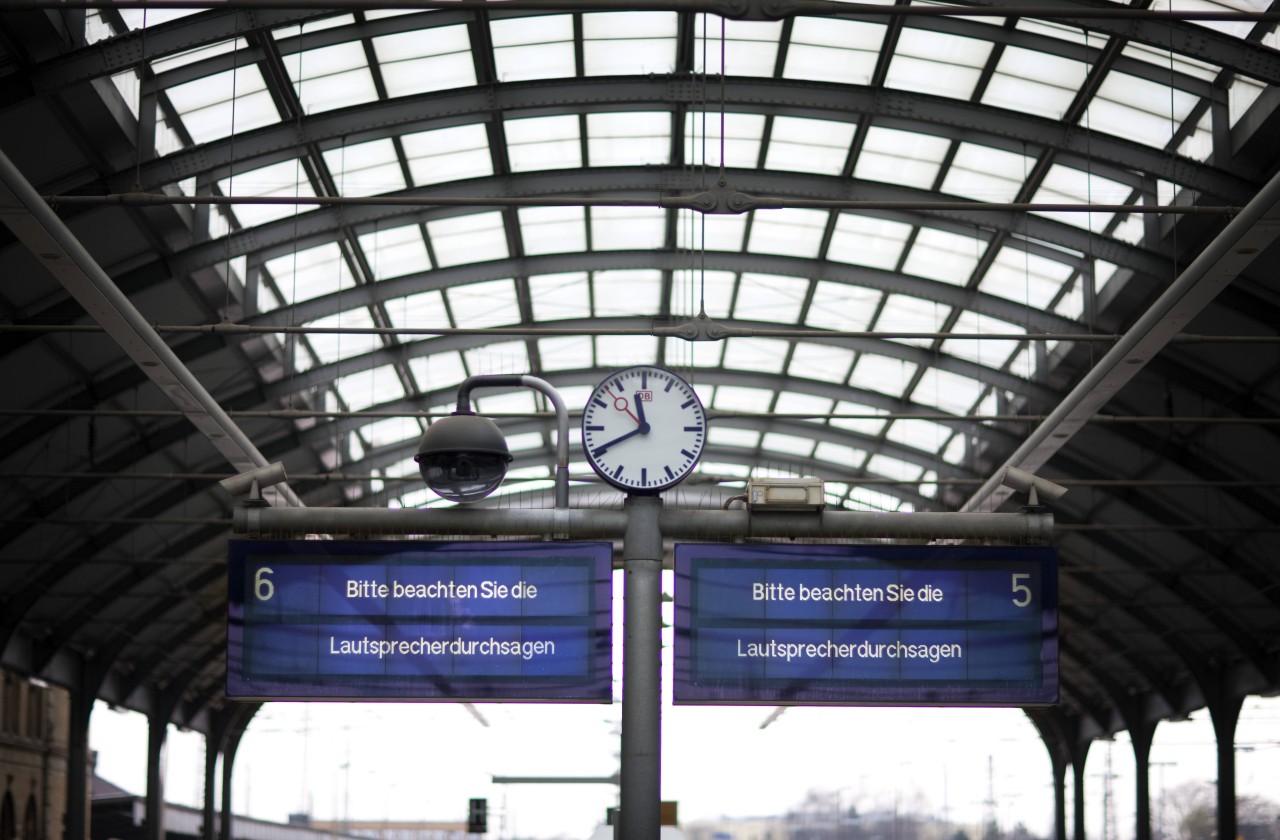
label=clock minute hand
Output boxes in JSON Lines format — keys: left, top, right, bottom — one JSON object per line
{"left": 590, "top": 421, "right": 651, "bottom": 456}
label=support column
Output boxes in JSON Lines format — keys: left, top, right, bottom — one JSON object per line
{"left": 144, "top": 712, "right": 167, "bottom": 840}
{"left": 202, "top": 728, "right": 220, "bottom": 840}
{"left": 63, "top": 686, "right": 94, "bottom": 840}
{"left": 1052, "top": 751, "right": 1068, "bottom": 840}
{"left": 620, "top": 494, "right": 663, "bottom": 840}
{"left": 1130, "top": 721, "right": 1156, "bottom": 840}
{"left": 1071, "top": 739, "right": 1092, "bottom": 840}
{"left": 219, "top": 706, "right": 256, "bottom": 840}
{"left": 1209, "top": 693, "right": 1243, "bottom": 840}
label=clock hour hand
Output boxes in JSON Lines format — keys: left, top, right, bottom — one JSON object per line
{"left": 590, "top": 421, "right": 651, "bottom": 456}
{"left": 633, "top": 392, "right": 647, "bottom": 426}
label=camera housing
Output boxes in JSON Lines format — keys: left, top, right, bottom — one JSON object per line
{"left": 414, "top": 414, "right": 513, "bottom": 504}
{"left": 1001, "top": 466, "right": 1068, "bottom": 507}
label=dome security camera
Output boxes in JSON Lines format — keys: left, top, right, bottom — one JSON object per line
{"left": 414, "top": 414, "right": 513, "bottom": 504}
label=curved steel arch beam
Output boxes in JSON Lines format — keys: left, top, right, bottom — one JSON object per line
{"left": 111, "top": 77, "right": 1252, "bottom": 202}
{"left": 238, "top": 249, "right": 1093, "bottom": 334}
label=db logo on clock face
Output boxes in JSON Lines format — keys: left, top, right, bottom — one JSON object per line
{"left": 581, "top": 366, "right": 708, "bottom": 494}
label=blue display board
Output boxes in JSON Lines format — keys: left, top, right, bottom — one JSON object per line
{"left": 227, "top": 540, "right": 613, "bottom": 701}
{"left": 674, "top": 544, "right": 1057, "bottom": 706}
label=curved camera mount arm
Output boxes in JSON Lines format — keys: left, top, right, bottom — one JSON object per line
{"left": 455, "top": 374, "right": 570, "bottom": 509}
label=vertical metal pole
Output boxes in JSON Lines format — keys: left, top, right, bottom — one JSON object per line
{"left": 621, "top": 494, "right": 663, "bottom": 840}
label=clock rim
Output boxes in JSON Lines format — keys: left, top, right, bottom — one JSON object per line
{"left": 580, "top": 364, "right": 707, "bottom": 494}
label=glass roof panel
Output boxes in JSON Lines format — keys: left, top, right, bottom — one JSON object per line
{"left": 402, "top": 124, "right": 493, "bottom": 186}
{"left": 722, "top": 337, "right": 790, "bottom": 374}
{"left": 831, "top": 402, "right": 887, "bottom": 437}
{"left": 774, "top": 391, "right": 835, "bottom": 419}
{"left": 851, "top": 354, "right": 918, "bottom": 396}
{"left": 372, "top": 26, "right": 476, "bottom": 97}
{"left": 853, "top": 127, "right": 950, "bottom": 190}
{"left": 593, "top": 270, "right": 663, "bottom": 317}
{"left": 684, "top": 112, "right": 766, "bottom": 169}
{"left": 165, "top": 65, "right": 277, "bottom": 144}
{"left": 677, "top": 213, "right": 748, "bottom": 252}
{"left": 746, "top": 208, "right": 829, "bottom": 258}
{"left": 597, "top": 335, "right": 659, "bottom": 366}
{"left": 764, "top": 117, "right": 855, "bottom": 176}
{"left": 505, "top": 115, "right": 582, "bottom": 172}
{"left": 323, "top": 139, "right": 406, "bottom": 198}
{"left": 980, "top": 246, "right": 1075, "bottom": 310}
{"left": 472, "top": 389, "right": 538, "bottom": 416}
{"left": 826, "top": 214, "right": 912, "bottom": 270}
{"left": 357, "top": 225, "right": 431, "bottom": 279}
{"left": 733, "top": 273, "right": 809, "bottom": 323}
{"left": 884, "top": 27, "right": 993, "bottom": 100}
{"left": 760, "top": 432, "right": 816, "bottom": 458}
{"left": 363, "top": 416, "right": 422, "bottom": 449}
{"left": 912, "top": 367, "right": 983, "bottom": 414}
{"left": 713, "top": 385, "right": 773, "bottom": 412}
{"left": 587, "top": 112, "right": 671, "bottom": 167}
{"left": 388, "top": 289, "right": 448, "bottom": 329}
{"left": 426, "top": 212, "right": 509, "bottom": 268}
{"left": 490, "top": 15, "right": 575, "bottom": 82}
{"left": 983, "top": 47, "right": 1087, "bottom": 121}
{"left": 787, "top": 343, "right": 856, "bottom": 384}
{"left": 693, "top": 18, "right": 784, "bottom": 77}
{"left": 709, "top": 427, "right": 763, "bottom": 449}
{"left": 120, "top": 9, "right": 200, "bottom": 28}
{"left": 1179, "top": 109, "right": 1214, "bottom": 163}
{"left": 885, "top": 418, "right": 955, "bottom": 453}
{"left": 1054, "top": 277, "right": 1085, "bottom": 321}
{"left": 1122, "top": 41, "right": 1219, "bottom": 83}
{"left": 445, "top": 278, "right": 520, "bottom": 328}
{"left": 335, "top": 364, "right": 406, "bottom": 413}
{"left": 582, "top": 12, "right": 678, "bottom": 75}
{"left": 591, "top": 207, "right": 665, "bottom": 250}
{"left": 941, "top": 310, "right": 1024, "bottom": 369}
{"left": 875, "top": 294, "right": 950, "bottom": 347}
{"left": 264, "top": 242, "right": 356, "bottom": 306}
{"left": 901, "top": 228, "right": 981, "bottom": 285}
{"left": 784, "top": 17, "right": 886, "bottom": 85}
{"left": 305, "top": 309, "right": 380, "bottom": 366}
{"left": 672, "top": 270, "right": 737, "bottom": 319}
{"left": 408, "top": 350, "right": 467, "bottom": 393}
{"left": 1085, "top": 71, "right": 1198, "bottom": 148}
{"left": 527, "top": 272, "right": 591, "bottom": 321}
{"left": 1032, "top": 164, "right": 1133, "bottom": 232}
{"left": 217, "top": 159, "right": 315, "bottom": 228}
{"left": 1149, "top": 0, "right": 1268, "bottom": 37}
{"left": 281, "top": 41, "right": 377, "bottom": 115}
{"left": 538, "top": 336, "right": 593, "bottom": 371}
{"left": 464, "top": 341, "right": 530, "bottom": 377}
{"left": 940, "top": 142, "right": 1032, "bottom": 202}
{"left": 519, "top": 208, "right": 588, "bottom": 256}
{"left": 805, "top": 281, "right": 881, "bottom": 331}
{"left": 814, "top": 441, "right": 864, "bottom": 471}
{"left": 866, "top": 453, "right": 924, "bottom": 483}
{"left": 1230, "top": 75, "right": 1267, "bottom": 126}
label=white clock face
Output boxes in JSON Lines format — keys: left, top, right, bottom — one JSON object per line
{"left": 581, "top": 366, "right": 708, "bottom": 493}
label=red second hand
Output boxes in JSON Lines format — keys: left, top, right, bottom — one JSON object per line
{"left": 604, "top": 387, "right": 639, "bottom": 423}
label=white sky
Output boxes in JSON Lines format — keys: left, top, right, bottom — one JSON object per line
{"left": 90, "top": 570, "right": 1280, "bottom": 840}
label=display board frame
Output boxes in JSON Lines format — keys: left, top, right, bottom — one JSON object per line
{"left": 227, "top": 539, "right": 613, "bottom": 702}
{"left": 673, "top": 544, "right": 1058, "bottom": 706}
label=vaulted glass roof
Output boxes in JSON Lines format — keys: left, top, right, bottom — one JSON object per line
{"left": 71, "top": 1, "right": 1279, "bottom": 513}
